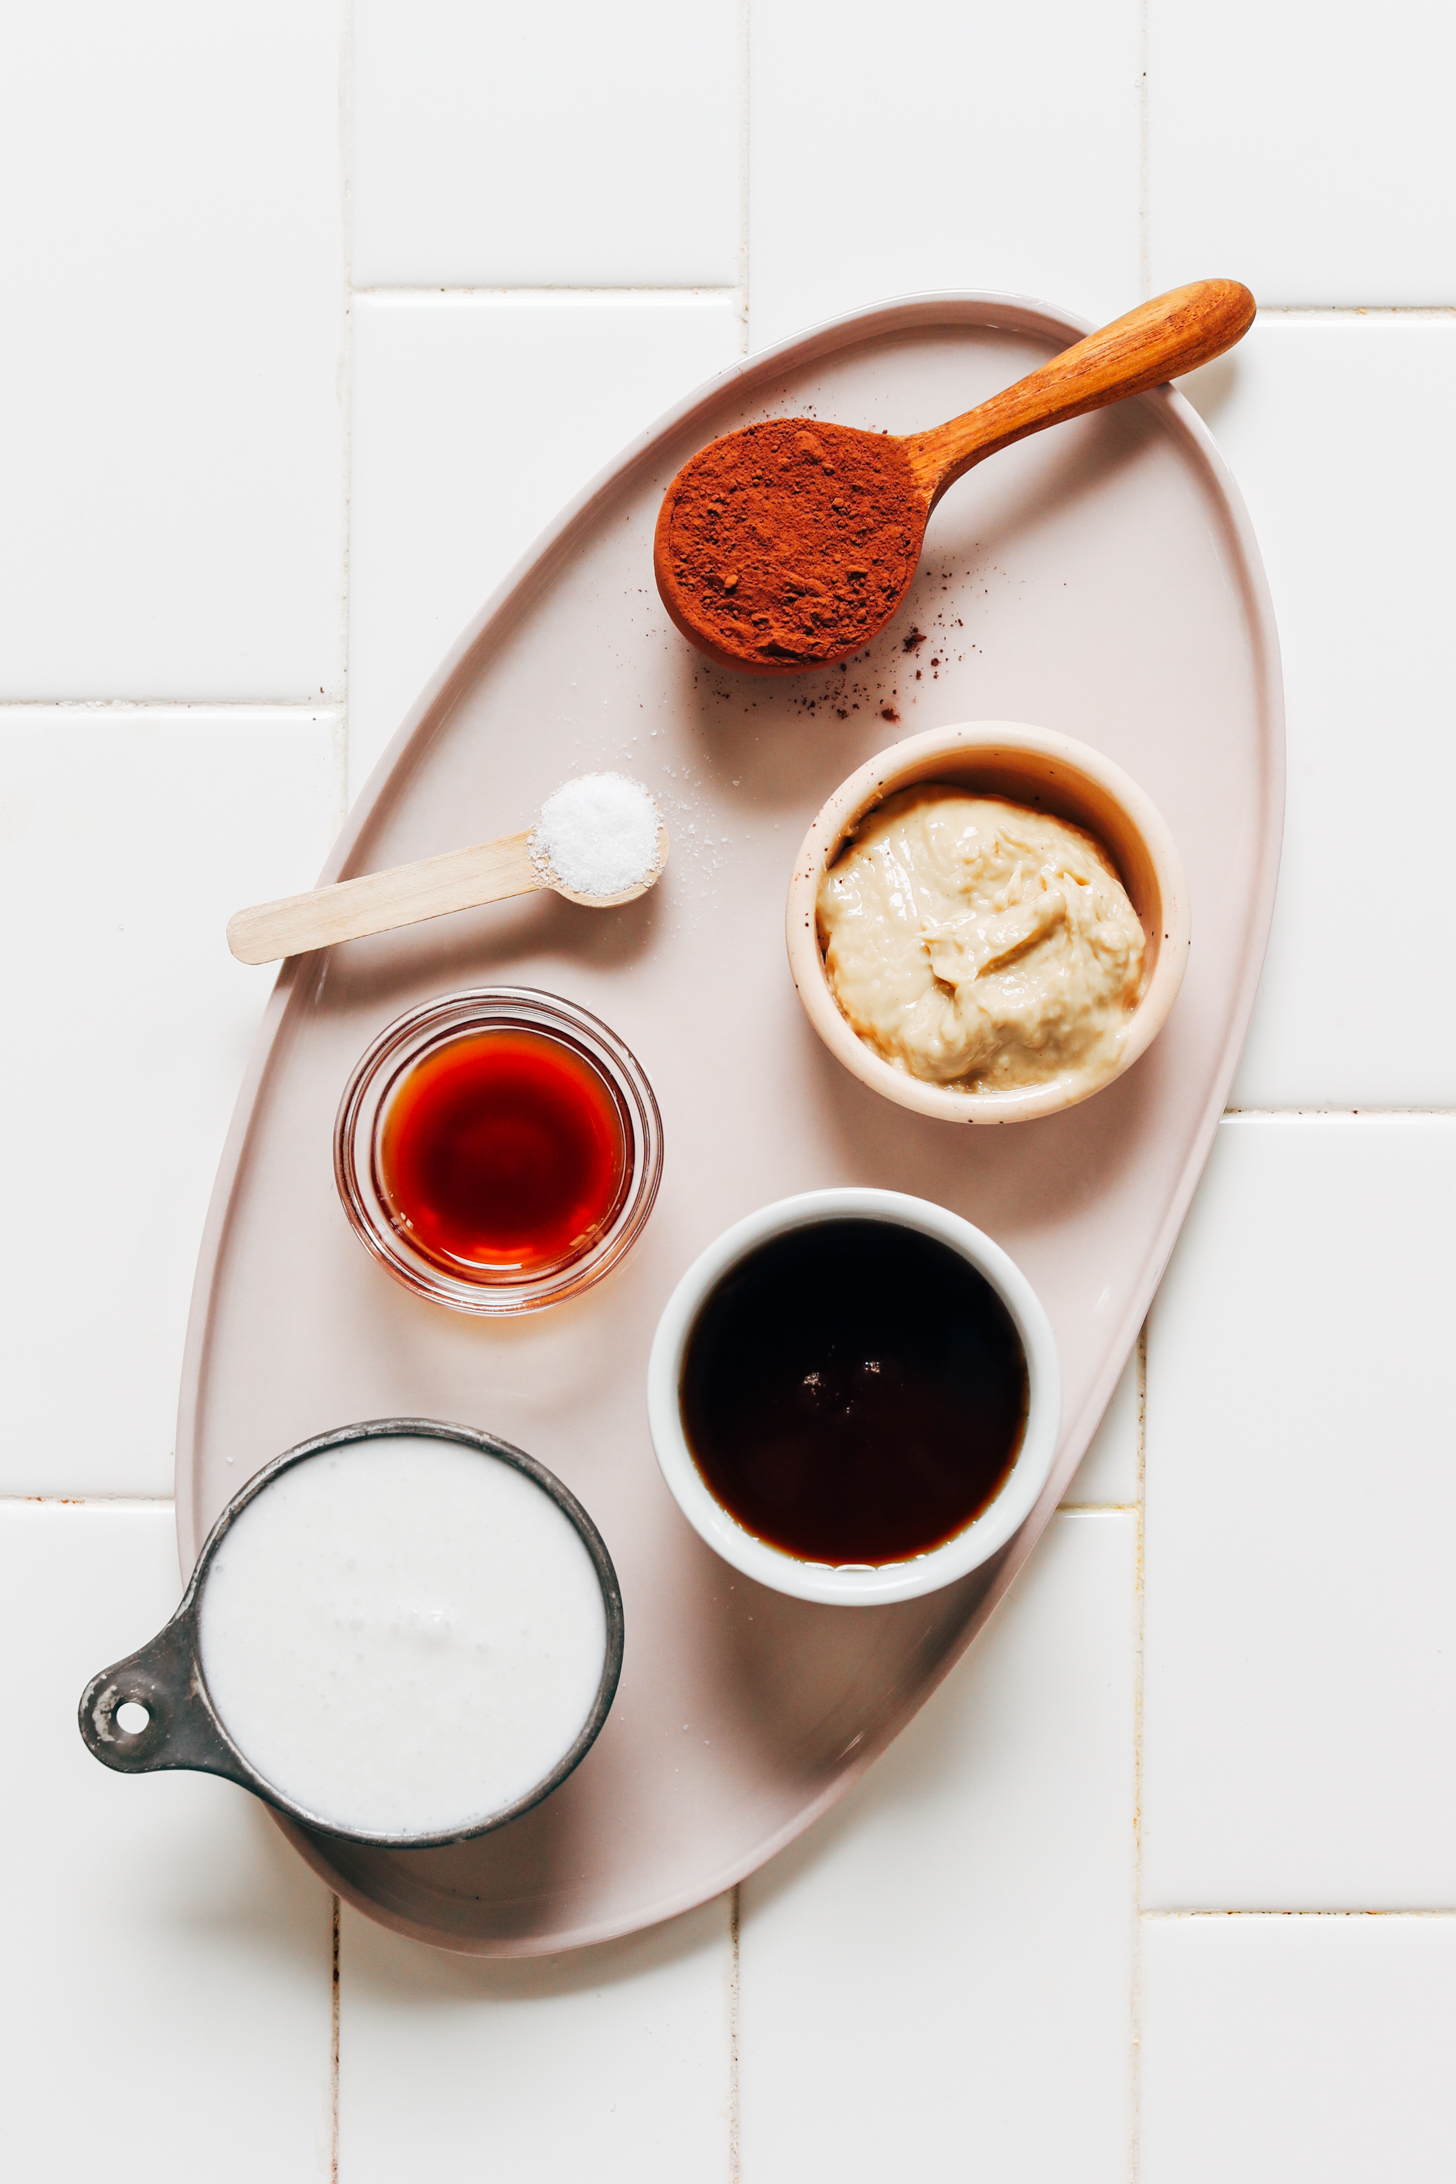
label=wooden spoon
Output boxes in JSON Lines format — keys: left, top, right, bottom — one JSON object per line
{"left": 654, "top": 278, "right": 1255, "bottom": 675}
{"left": 227, "top": 819, "right": 669, "bottom": 966}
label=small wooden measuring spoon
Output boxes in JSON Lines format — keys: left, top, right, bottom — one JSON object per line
{"left": 654, "top": 278, "right": 1255, "bottom": 675}
{"left": 227, "top": 817, "right": 669, "bottom": 965}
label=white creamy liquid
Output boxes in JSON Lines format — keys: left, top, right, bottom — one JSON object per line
{"left": 198, "top": 1435, "right": 609, "bottom": 1839}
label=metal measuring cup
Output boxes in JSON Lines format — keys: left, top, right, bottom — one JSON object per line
{"left": 77, "top": 1418, "right": 625, "bottom": 1850}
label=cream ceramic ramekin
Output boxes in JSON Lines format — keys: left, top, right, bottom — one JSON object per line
{"left": 785, "top": 721, "right": 1191, "bottom": 1125}
{"left": 646, "top": 1187, "right": 1061, "bottom": 1607}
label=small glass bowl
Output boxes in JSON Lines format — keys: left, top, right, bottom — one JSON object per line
{"left": 335, "top": 988, "right": 664, "bottom": 1316}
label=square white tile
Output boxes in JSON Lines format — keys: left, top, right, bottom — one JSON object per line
{"left": 1143, "top": 1116, "right": 1456, "bottom": 1908}
{"left": 739, "top": 1511, "right": 1136, "bottom": 2183}
{"left": 1140, "top": 1913, "right": 1456, "bottom": 2184}
{"left": 1180, "top": 317, "right": 1456, "bottom": 1110}
{"left": 351, "top": 0, "right": 740, "bottom": 288}
{"left": 0, "top": 710, "right": 342, "bottom": 1497}
{"left": 1148, "top": 0, "right": 1456, "bottom": 303}
{"left": 747, "top": 0, "right": 1140, "bottom": 351}
{"left": 347, "top": 294, "right": 740, "bottom": 799}
{"left": 338, "top": 1897, "right": 731, "bottom": 2182}
{"left": 0, "top": 3, "right": 346, "bottom": 700}
{"left": 1064, "top": 1352, "right": 1140, "bottom": 1506}
{"left": 0, "top": 1502, "right": 333, "bottom": 2183}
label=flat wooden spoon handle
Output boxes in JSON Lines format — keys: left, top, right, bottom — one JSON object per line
{"left": 904, "top": 278, "right": 1255, "bottom": 502}
{"left": 227, "top": 831, "right": 539, "bottom": 965}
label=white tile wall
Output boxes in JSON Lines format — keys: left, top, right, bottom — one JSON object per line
{"left": 11, "top": 0, "right": 1455, "bottom": 2173}
{"left": 1140, "top": 1914, "right": 1456, "bottom": 2184}
{"left": 0, "top": 710, "right": 342, "bottom": 1496}
{"left": 351, "top": 0, "right": 741, "bottom": 290}
{"left": 0, "top": 1504, "right": 334, "bottom": 2184}
{"left": 348, "top": 295, "right": 741, "bottom": 798}
{"left": 0, "top": 3, "right": 346, "bottom": 700}
{"left": 748, "top": 0, "right": 1140, "bottom": 349}
{"left": 1183, "top": 318, "right": 1456, "bottom": 1111}
{"left": 739, "top": 1512, "right": 1137, "bottom": 2182}
{"left": 1143, "top": 1117, "right": 1456, "bottom": 1908}
{"left": 339, "top": 1899, "right": 732, "bottom": 2182}
{"left": 1148, "top": 0, "right": 1456, "bottom": 304}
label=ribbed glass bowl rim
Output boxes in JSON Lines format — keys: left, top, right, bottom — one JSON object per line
{"left": 333, "top": 986, "right": 663, "bottom": 1316}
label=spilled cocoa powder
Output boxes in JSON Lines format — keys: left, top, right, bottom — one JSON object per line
{"left": 660, "top": 419, "right": 922, "bottom": 669}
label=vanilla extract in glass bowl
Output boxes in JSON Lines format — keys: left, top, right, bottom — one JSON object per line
{"left": 335, "top": 989, "right": 664, "bottom": 1316}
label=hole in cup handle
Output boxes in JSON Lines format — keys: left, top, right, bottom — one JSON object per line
{"left": 77, "top": 1613, "right": 237, "bottom": 1783}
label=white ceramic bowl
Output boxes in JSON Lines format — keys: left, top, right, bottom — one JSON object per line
{"left": 785, "top": 721, "right": 1191, "bottom": 1124}
{"left": 646, "top": 1187, "right": 1061, "bottom": 1606}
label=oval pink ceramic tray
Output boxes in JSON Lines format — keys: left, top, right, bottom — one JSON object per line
{"left": 178, "top": 293, "right": 1283, "bottom": 1955}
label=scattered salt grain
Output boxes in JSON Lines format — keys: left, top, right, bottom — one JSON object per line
{"left": 531, "top": 772, "right": 663, "bottom": 897}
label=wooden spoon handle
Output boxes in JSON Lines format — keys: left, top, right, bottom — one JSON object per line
{"left": 904, "top": 279, "right": 1255, "bottom": 502}
{"left": 226, "top": 831, "right": 539, "bottom": 965}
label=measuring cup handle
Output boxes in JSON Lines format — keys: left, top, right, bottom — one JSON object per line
{"left": 78, "top": 1613, "right": 237, "bottom": 1781}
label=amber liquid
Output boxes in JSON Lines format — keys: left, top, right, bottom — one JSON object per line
{"left": 377, "top": 1028, "right": 630, "bottom": 1280}
{"left": 680, "top": 1220, "right": 1028, "bottom": 1566}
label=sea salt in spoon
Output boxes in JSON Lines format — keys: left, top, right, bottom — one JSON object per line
{"left": 655, "top": 278, "right": 1256, "bottom": 675}
{"left": 226, "top": 774, "right": 668, "bottom": 965}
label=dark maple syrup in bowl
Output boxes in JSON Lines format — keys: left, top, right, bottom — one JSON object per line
{"left": 679, "top": 1220, "right": 1028, "bottom": 1566}
{"left": 377, "top": 1027, "right": 631, "bottom": 1281}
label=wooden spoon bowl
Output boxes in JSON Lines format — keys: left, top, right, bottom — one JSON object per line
{"left": 654, "top": 279, "right": 1255, "bottom": 675}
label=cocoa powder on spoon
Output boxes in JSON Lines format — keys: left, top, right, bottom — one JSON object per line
{"left": 661, "top": 418, "right": 920, "bottom": 669}
{"left": 654, "top": 280, "right": 1256, "bottom": 677}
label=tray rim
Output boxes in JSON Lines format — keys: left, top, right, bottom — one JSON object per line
{"left": 175, "top": 288, "right": 1284, "bottom": 1954}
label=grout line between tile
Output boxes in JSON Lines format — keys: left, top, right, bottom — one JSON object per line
{"left": 1255, "top": 304, "right": 1456, "bottom": 318}
{"left": 0, "top": 698, "right": 344, "bottom": 716}
{"left": 330, "top": 1894, "right": 341, "bottom": 2183}
{"left": 350, "top": 285, "right": 743, "bottom": 302}
{"left": 1142, "top": 1907, "right": 1456, "bottom": 1920}
{"left": 1223, "top": 1108, "right": 1456, "bottom": 1121}
{"left": 1130, "top": 1317, "right": 1147, "bottom": 2184}
{"left": 344, "top": 290, "right": 1454, "bottom": 314}
{"left": 728, "top": 1884, "right": 741, "bottom": 2182}
{"left": 1137, "top": 0, "right": 1150, "bottom": 301}
{"left": 0, "top": 1495, "right": 173, "bottom": 1507}
{"left": 338, "top": 0, "right": 355, "bottom": 818}
{"left": 738, "top": 0, "right": 751, "bottom": 357}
